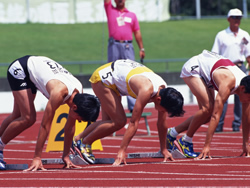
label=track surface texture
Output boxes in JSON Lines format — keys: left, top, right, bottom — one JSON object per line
{"left": 0, "top": 104, "right": 250, "bottom": 187}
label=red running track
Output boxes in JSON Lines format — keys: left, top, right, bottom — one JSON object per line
{"left": 0, "top": 104, "right": 250, "bottom": 187}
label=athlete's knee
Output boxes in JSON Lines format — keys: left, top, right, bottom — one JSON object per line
{"left": 113, "top": 118, "right": 127, "bottom": 131}
{"left": 22, "top": 114, "right": 36, "bottom": 128}
{"left": 201, "top": 105, "right": 213, "bottom": 118}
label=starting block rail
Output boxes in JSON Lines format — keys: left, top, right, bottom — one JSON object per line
{"left": 128, "top": 149, "right": 186, "bottom": 159}
{"left": 42, "top": 155, "right": 115, "bottom": 165}
{"left": 6, "top": 164, "right": 28, "bottom": 170}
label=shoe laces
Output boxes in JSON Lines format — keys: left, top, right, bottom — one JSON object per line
{"left": 81, "top": 144, "right": 93, "bottom": 156}
{"left": 85, "top": 144, "right": 93, "bottom": 154}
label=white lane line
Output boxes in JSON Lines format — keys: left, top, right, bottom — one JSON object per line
{"left": 1, "top": 168, "right": 250, "bottom": 178}
{"left": 1, "top": 177, "right": 250, "bottom": 181}
{"left": 4, "top": 149, "right": 35, "bottom": 152}
{"left": 228, "top": 171, "right": 250, "bottom": 173}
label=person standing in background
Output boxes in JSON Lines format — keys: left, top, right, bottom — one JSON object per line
{"left": 104, "top": 0, "right": 145, "bottom": 112}
{"left": 211, "top": 8, "right": 250, "bottom": 132}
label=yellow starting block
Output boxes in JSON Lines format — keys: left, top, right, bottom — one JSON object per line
{"left": 46, "top": 104, "right": 103, "bottom": 152}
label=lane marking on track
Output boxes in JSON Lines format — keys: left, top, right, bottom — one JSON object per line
{"left": 4, "top": 149, "right": 36, "bottom": 152}
{"left": 228, "top": 171, "right": 250, "bottom": 173}
{"left": 1, "top": 168, "right": 250, "bottom": 178}
{"left": 8, "top": 140, "right": 37, "bottom": 145}
{"left": 1, "top": 177, "right": 250, "bottom": 181}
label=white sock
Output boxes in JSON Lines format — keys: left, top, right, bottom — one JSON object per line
{"left": 170, "top": 127, "right": 178, "bottom": 138}
{"left": 0, "top": 138, "right": 6, "bottom": 150}
{"left": 183, "top": 134, "right": 192, "bottom": 143}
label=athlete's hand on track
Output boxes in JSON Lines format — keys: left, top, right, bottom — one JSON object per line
{"left": 240, "top": 145, "right": 250, "bottom": 157}
{"left": 113, "top": 149, "right": 127, "bottom": 166}
{"left": 162, "top": 149, "right": 174, "bottom": 162}
{"left": 62, "top": 155, "right": 82, "bottom": 169}
{"left": 24, "top": 157, "right": 47, "bottom": 172}
{"left": 195, "top": 145, "right": 212, "bottom": 160}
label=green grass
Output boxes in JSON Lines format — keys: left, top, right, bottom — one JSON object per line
{"left": 1, "top": 18, "right": 250, "bottom": 76}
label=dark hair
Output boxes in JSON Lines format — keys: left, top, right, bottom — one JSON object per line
{"left": 73, "top": 93, "right": 100, "bottom": 122}
{"left": 159, "top": 87, "right": 185, "bottom": 117}
{"left": 240, "top": 75, "right": 250, "bottom": 93}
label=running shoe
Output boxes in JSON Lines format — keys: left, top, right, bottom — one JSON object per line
{"left": 167, "top": 128, "right": 176, "bottom": 150}
{"left": 71, "top": 139, "right": 81, "bottom": 155}
{"left": 0, "top": 159, "right": 6, "bottom": 170}
{"left": 71, "top": 139, "right": 95, "bottom": 164}
{"left": 81, "top": 144, "right": 95, "bottom": 164}
{"left": 0, "top": 151, "right": 6, "bottom": 170}
{"left": 174, "top": 136, "right": 198, "bottom": 158}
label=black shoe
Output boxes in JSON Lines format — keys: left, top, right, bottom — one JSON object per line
{"left": 232, "top": 126, "right": 240, "bottom": 132}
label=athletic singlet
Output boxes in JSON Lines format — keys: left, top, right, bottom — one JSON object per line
{"left": 8, "top": 56, "right": 82, "bottom": 103}
{"left": 28, "top": 56, "right": 83, "bottom": 102}
{"left": 89, "top": 59, "right": 167, "bottom": 98}
{"left": 180, "top": 50, "right": 246, "bottom": 94}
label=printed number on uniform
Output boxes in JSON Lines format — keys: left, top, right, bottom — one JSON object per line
{"left": 14, "top": 68, "right": 22, "bottom": 75}
{"left": 47, "top": 61, "right": 70, "bottom": 75}
{"left": 102, "top": 72, "right": 112, "bottom": 79}
{"left": 206, "top": 50, "right": 222, "bottom": 59}
{"left": 47, "top": 61, "right": 59, "bottom": 69}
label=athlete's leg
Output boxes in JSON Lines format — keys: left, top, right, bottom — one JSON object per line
{"left": 0, "top": 99, "right": 21, "bottom": 137}
{"left": 82, "top": 82, "right": 127, "bottom": 145}
{"left": 184, "top": 76, "right": 214, "bottom": 138}
{"left": 0, "top": 89, "right": 36, "bottom": 144}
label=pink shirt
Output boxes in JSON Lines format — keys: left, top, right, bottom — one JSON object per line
{"left": 104, "top": 1, "right": 140, "bottom": 40}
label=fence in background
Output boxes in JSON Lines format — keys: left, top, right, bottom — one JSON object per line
{"left": 0, "top": 58, "right": 189, "bottom": 78}
{"left": 0, "top": 0, "right": 170, "bottom": 24}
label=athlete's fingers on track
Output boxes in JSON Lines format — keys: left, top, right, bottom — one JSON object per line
{"left": 72, "top": 164, "right": 82, "bottom": 169}
{"left": 24, "top": 165, "right": 47, "bottom": 172}
{"left": 195, "top": 153, "right": 206, "bottom": 160}
{"left": 113, "top": 157, "right": 126, "bottom": 166}
{"left": 63, "top": 163, "right": 82, "bottom": 169}
{"left": 112, "top": 159, "right": 122, "bottom": 166}
{"left": 123, "top": 158, "right": 127, "bottom": 165}
{"left": 240, "top": 152, "right": 250, "bottom": 157}
{"left": 23, "top": 165, "right": 36, "bottom": 172}
{"left": 165, "top": 155, "right": 174, "bottom": 162}
{"left": 35, "top": 166, "right": 47, "bottom": 171}
{"left": 196, "top": 152, "right": 212, "bottom": 160}
{"left": 239, "top": 152, "right": 245, "bottom": 157}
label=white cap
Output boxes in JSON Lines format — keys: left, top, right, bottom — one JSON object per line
{"left": 227, "top": 8, "right": 242, "bottom": 18}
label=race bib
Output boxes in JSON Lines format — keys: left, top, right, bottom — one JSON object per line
{"left": 124, "top": 17, "right": 132, "bottom": 23}
{"left": 8, "top": 60, "right": 26, "bottom": 80}
{"left": 117, "top": 16, "right": 125, "bottom": 26}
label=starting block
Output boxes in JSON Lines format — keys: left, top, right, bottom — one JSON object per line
{"left": 42, "top": 154, "right": 115, "bottom": 165}
{"left": 127, "top": 149, "right": 186, "bottom": 159}
{"left": 6, "top": 164, "right": 28, "bottom": 170}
